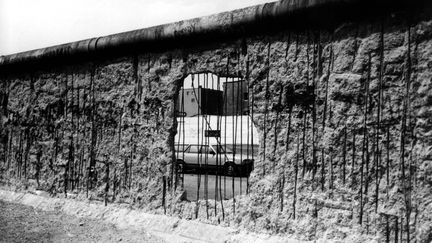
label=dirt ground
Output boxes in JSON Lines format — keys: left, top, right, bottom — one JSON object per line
{"left": 0, "top": 200, "right": 165, "bottom": 243}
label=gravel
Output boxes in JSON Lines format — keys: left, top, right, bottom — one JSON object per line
{"left": 0, "top": 200, "right": 165, "bottom": 243}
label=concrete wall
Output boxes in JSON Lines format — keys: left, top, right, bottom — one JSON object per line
{"left": 1, "top": 2, "right": 432, "bottom": 242}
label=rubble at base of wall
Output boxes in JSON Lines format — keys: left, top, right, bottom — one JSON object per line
{"left": 0, "top": 187, "right": 312, "bottom": 243}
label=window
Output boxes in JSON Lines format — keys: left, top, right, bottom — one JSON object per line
{"left": 187, "top": 145, "right": 200, "bottom": 153}
{"left": 191, "top": 98, "right": 195, "bottom": 103}
{"left": 214, "top": 144, "right": 233, "bottom": 154}
{"left": 175, "top": 144, "right": 189, "bottom": 152}
{"left": 199, "top": 145, "right": 212, "bottom": 153}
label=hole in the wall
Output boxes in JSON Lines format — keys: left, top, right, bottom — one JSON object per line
{"left": 174, "top": 72, "right": 259, "bottom": 201}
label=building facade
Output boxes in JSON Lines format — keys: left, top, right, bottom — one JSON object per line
{"left": 223, "top": 80, "right": 248, "bottom": 116}
{"left": 177, "top": 87, "right": 223, "bottom": 117}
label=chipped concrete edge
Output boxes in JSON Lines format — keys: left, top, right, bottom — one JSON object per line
{"left": 0, "top": 188, "right": 310, "bottom": 243}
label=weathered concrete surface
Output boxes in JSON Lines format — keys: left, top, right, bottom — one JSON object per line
{"left": 1, "top": 1, "right": 432, "bottom": 242}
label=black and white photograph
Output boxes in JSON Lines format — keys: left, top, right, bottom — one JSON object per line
{"left": 1, "top": 0, "right": 432, "bottom": 242}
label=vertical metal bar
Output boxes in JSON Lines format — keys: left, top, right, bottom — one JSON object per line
{"left": 200, "top": 74, "right": 205, "bottom": 202}
{"left": 217, "top": 75, "right": 225, "bottom": 220}
{"left": 240, "top": 74, "right": 243, "bottom": 195}
{"left": 224, "top": 58, "right": 230, "bottom": 202}
{"left": 205, "top": 73, "right": 209, "bottom": 219}
{"left": 246, "top": 55, "right": 250, "bottom": 194}
{"left": 215, "top": 74, "right": 219, "bottom": 215}
{"left": 175, "top": 83, "right": 181, "bottom": 188}
{"left": 232, "top": 76, "right": 236, "bottom": 213}
{"left": 224, "top": 78, "right": 227, "bottom": 199}
{"left": 181, "top": 81, "right": 185, "bottom": 189}
{"left": 250, "top": 75, "right": 255, "bottom": 187}
{"left": 195, "top": 74, "right": 201, "bottom": 214}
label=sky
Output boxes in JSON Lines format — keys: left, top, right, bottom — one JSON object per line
{"left": 0, "top": 0, "right": 276, "bottom": 55}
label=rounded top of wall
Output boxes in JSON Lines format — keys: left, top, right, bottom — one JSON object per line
{"left": 0, "top": 0, "right": 427, "bottom": 70}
